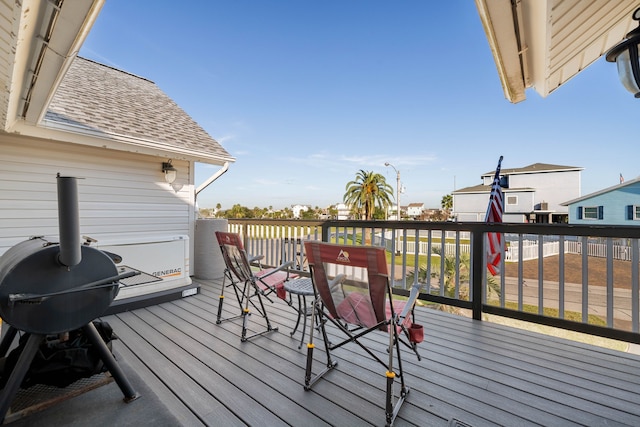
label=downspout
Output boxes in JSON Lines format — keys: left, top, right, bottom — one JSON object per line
{"left": 195, "top": 161, "right": 230, "bottom": 205}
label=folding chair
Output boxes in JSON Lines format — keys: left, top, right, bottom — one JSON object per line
{"left": 303, "top": 241, "right": 423, "bottom": 427}
{"left": 215, "top": 231, "right": 296, "bottom": 341}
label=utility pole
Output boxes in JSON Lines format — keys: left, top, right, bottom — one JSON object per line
{"left": 385, "top": 162, "right": 400, "bottom": 220}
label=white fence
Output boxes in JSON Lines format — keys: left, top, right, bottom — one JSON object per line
{"left": 385, "top": 239, "right": 470, "bottom": 258}
{"left": 387, "top": 236, "right": 634, "bottom": 262}
{"left": 504, "top": 240, "right": 561, "bottom": 261}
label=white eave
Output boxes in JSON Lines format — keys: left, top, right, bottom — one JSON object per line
{"left": 8, "top": 0, "right": 104, "bottom": 128}
{"left": 11, "top": 118, "right": 234, "bottom": 166}
{"left": 475, "top": 0, "right": 640, "bottom": 103}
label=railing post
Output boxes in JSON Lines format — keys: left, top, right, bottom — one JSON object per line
{"left": 471, "top": 228, "right": 484, "bottom": 321}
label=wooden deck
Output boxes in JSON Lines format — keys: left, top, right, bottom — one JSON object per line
{"left": 101, "top": 278, "right": 640, "bottom": 427}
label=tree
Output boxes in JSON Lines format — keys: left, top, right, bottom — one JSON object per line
{"left": 343, "top": 170, "right": 393, "bottom": 221}
{"left": 408, "top": 246, "right": 500, "bottom": 313}
{"left": 441, "top": 194, "right": 453, "bottom": 219}
{"left": 227, "top": 204, "right": 247, "bottom": 218}
{"left": 301, "top": 208, "right": 317, "bottom": 219}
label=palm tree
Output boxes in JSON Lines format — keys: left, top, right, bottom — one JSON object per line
{"left": 228, "top": 204, "right": 246, "bottom": 218}
{"left": 343, "top": 170, "right": 393, "bottom": 221}
{"left": 441, "top": 194, "right": 453, "bottom": 219}
{"left": 408, "top": 246, "right": 500, "bottom": 313}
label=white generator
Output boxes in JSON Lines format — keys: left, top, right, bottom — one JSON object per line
{"left": 92, "top": 235, "right": 197, "bottom": 306}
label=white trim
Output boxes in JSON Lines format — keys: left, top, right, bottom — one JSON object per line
{"left": 10, "top": 119, "right": 235, "bottom": 165}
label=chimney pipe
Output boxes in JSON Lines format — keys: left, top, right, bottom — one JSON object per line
{"left": 56, "top": 174, "right": 82, "bottom": 267}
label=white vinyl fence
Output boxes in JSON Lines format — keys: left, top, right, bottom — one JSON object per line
{"left": 385, "top": 236, "right": 635, "bottom": 262}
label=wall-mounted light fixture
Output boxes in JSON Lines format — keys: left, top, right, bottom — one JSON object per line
{"left": 162, "top": 160, "right": 177, "bottom": 184}
{"left": 606, "top": 8, "right": 640, "bottom": 98}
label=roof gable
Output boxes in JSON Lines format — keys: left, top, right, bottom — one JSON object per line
{"left": 562, "top": 177, "right": 640, "bottom": 206}
{"left": 453, "top": 184, "right": 534, "bottom": 194}
{"left": 43, "top": 57, "right": 233, "bottom": 164}
{"left": 482, "top": 163, "right": 582, "bottom": 177}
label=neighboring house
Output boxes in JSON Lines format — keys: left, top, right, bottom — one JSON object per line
{"left": 406, "top": 203, "right": 425, "bottom": 219}
{"left": 452, "top": 163, "right": 582, "bottom": 223}
{"left": 291, "top": 204, "right": 309, "bottom": 219}
{"left": 0, "top": 2, "right": 234, "bottom": 306}
{"left": 334, "top": 203, "right": 351, "bottom": 220}
{"left": 561, "top": 177, "right": 640, "bottom": 225}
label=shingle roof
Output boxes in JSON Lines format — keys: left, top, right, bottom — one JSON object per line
{"left": 481, "top": 163, "right": 582, "bottom": 177}
{"left": 452, "top": 184, "right": 533, "bottom": 194}
{"left": 44, "top": 57, "right": 233, "bottom": 164}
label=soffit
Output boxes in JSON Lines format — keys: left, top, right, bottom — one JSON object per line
{"left": 0, "top": 0, "right": 103, "bottom": 130}
{"left": 476, "top": 0, "right": 640, "bottom": 102}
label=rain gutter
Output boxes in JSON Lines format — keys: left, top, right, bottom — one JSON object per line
{"left": 195, "top": 162, "right": 230, "bottom": 200}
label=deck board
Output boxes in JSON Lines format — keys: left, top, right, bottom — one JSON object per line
{"left": 100, "top": 278, "right": 640, "bottom": 427}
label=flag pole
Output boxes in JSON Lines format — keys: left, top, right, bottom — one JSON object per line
{"left": 485, "top": 156, "right": 503, "bottom": 221}
{"left": 485, "top": 156, "right": 504, "bottom": 276}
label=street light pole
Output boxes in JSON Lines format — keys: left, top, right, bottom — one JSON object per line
{"left": 384, "top": 162, "right": 400, "bottom": 220}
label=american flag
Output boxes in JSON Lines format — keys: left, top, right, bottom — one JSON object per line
{"left": 485, "top": 156, "right": 503, "bottom": 275}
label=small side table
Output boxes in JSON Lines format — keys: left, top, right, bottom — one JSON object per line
{"left": 284, "top": 278, "right": 315, "bottom": 349}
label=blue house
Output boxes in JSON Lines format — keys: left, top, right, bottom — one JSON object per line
{"left": 562, "top": 178, "right": 640, "bottom": 225}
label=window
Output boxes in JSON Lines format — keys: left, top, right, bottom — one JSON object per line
{"left": 627, "top": 205, "right": 640, "bottom": 220}
{"left": 580, "top": 206, "right": 603, "bottom": 220}
{"left": 506, "top": 196, "right": 518, "bottom": 205}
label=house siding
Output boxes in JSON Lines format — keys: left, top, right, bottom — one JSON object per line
{"left": 454, "top": 166, "right": 581, "bottom": 223}
{"left": 567, "top": 182, "right": 640, "bottom": 225}
{"left": 508, "top": 170, "right": 581, "bottom": 212}
{"left": 0, "top": 134, "right": 194, "bottom": 255}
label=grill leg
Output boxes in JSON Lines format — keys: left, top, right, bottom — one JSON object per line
{"left": 0, "top": 333, "right": 43, "bottom": 423}
{"left": 0, "top": 326, "right": 18, "bottom": 358}
{"left": 81, "top": 323, "right": 139, "bottom": 402}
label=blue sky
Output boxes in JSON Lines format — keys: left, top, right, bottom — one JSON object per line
{"left": 80, "top": 1, "right": 639, "bottom": 210}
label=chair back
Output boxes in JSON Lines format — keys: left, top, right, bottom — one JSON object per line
{"left": 304, "top": 241, "right": 390, "bottom": 330}
{"left": 215, "top": 231, "right": 253, "bottom": 282}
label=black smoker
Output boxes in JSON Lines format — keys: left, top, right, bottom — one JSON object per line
{"left": 0, "top": 175, "right": 139, "bottom": 421}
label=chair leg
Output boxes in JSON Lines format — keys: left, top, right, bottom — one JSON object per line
{"left": 304, "top": 342, "right": 315, "bottom": 390}
{"left": 304, "top": 303, "right": 337, "bottom": 390}
{"left": 385, "top": 371, "right": 395, "bottom": 427}
{"left": 215, "top": 270, "right": 245, "bottom": 324}
{"left": 385, "top": 320, "right": 410, "bottom": 426}
{"left": 240, "top": 292, "right": 278, "bottom": 342}
{"left": 216, "top": 294, "right": 225, "bottom": 324}
{"left": 386, "top": 377, "right": 409, "bottom": 427}
{"left": 241, "top": 308, "right": 250, "bottom": 342}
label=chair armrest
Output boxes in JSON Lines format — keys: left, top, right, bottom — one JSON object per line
{"left": 258, "top": 260, "right": 294, "bottom": 279}
{"left": 248, "top": 254, "right": 265, "bottom": 264}
{"left": 328, "top": 274, "right": 346, "bottom": 292}
{"left": 397, "top": 283, "right": 422, "bottom": 323}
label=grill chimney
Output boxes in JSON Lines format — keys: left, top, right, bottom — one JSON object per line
{"left": 56, "top": 174, "right": 82, "bottom": 267}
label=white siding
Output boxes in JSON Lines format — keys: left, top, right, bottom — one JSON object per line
{"left": 0, "top": 134, "right": 194, "bottom": 255}
{"left": 509, "top": 170, "right": 580, "bottom": 212}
